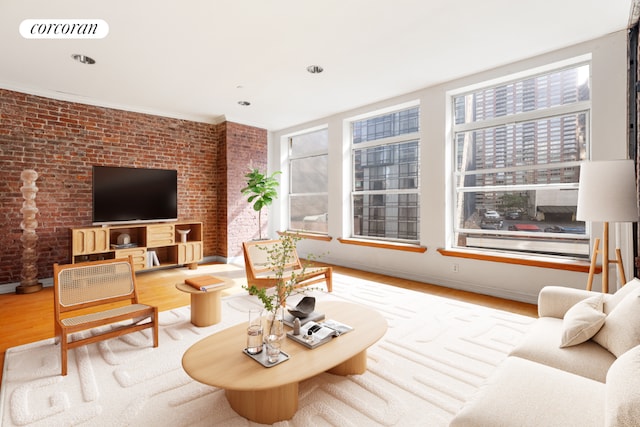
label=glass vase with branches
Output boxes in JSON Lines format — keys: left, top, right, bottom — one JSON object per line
{"left": 244, "top": 233, "right": 319, "bottom": 340}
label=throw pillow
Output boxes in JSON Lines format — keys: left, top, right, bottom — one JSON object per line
{"left": 603, "top": 278, "right": 640, "bottom": 314}
{"left": 594, "top": 287, "right": 640, "bottom": 357}
{"left": 560, "top": 294, "right": 606, "bottom": 348}
{"left": 605, "top": 344, "right": 640, "bottom": 427}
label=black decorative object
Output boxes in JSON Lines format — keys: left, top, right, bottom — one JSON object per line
{"left": 287, "top": 296, "right": 316, "bottom": 318}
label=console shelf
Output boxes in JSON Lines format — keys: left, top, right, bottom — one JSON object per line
{"left": 70, "top": 221, "right": 203, "bottom": 271}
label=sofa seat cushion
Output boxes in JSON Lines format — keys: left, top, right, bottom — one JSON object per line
{"left": 606, "top": 344, "right": 640, "bottom": 427}
{"left": 510, "top": 317, "right": 615, "bottom": 382}
{"left": 449, "top": 356, "right": 605, "bottom": 427}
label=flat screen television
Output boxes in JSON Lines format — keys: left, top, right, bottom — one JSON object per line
{"left": 92, "top": 166, "right": 178, "bottom": 225}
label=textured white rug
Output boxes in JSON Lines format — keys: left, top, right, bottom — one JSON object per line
{"left": 1, "top": 273, "right": 534, "bottom": 426}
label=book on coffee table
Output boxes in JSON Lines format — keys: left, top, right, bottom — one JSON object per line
{"left": 286, "top": 319, "right": 353, "bottom": 349}
{"left": 185, "top": 275, "right": 226, "bottom": 292}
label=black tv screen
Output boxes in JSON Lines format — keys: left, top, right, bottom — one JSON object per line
{"left": 92, "top": 166, "right": 178, "bottom": 225}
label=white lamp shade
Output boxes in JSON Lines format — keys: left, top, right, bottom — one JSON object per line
{"left": 576, "top": 159, "right": 639, "bottom": 222}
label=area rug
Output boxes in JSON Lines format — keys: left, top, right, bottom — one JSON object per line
{"left": 0, "top": 273, "right": 534, "bottom": 426}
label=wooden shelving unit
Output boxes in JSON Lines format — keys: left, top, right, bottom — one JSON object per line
{"left": 70, "top": 221, "right": 203, "bottom": 271}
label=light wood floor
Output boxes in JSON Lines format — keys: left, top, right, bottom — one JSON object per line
{"left": 0, "top": 262, "right": 537, "bottom": 384}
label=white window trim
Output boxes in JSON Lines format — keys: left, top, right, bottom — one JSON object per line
{"left": 287, "top": 127, "right": 329, "bottom": 234}
{"left": 448, "top": 61, "right": 592, "bottom": 259}
{"left": 349, "top": 106, "right": 421, "bottom": 244}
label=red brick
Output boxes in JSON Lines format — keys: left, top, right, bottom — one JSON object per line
{"left": 0, "top": 89, "right": 267, "bottom": 285}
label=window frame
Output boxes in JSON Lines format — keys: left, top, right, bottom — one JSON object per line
{"left": 449, "top": 62, "right": 592, "bottom": 260}
{"left": 287, "top": 127, "right": 329, "bottom": 235}
{"left": 350, "top": 105, "right": 421, "bottom": 244}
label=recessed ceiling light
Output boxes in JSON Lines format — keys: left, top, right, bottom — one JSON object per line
{"left": 238, "top": 100, "right": 251, "bottom": 106}
{"left": 306, "top": 65, "right": 324, "bottom": 74}
{"left": 71, "top": 54, "right": 95, "bottom": 65}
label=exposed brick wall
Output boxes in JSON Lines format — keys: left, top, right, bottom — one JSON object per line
{"left": 0, "top": 89, "right": 267, "bottom": 285}
{"left": 221, "top": 122, "right": 269, "bottom": 258}
{"left": 214, "top": 123, "right": 229, "bottom": 257}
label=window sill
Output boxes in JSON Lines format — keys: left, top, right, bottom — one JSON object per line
{"left": 437, "top": 248, "right": 600, "bottom": 273}
{"left": 278, "top": 231, "right": 332, "bottom": 242}
{"left": 338, "top": 238, "right": 427, "bottom": 253}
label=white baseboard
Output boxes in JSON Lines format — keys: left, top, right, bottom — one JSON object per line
{"left": 0, "top": 258, "right": 229, "bottom": 295}
{"left": 0, "top": 277, "right": 53, "bottom": 295}
{"left": 318, "top": 256, "right": 539, "bottom": 305}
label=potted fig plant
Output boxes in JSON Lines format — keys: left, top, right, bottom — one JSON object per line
{"left": 240, "top": 168, "right": 281, "bottom": 240}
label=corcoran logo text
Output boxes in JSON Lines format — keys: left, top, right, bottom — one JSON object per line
{"left": 20, "top": 19, "right": 109, "bottom": 39}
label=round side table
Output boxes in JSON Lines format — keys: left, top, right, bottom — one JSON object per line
{"left": 176, "top": 278, "right": 233, "bottom": 326}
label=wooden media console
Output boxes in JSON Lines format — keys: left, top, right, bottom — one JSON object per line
{"left": 70, "top": 221, "right": 203, "bottom": 271}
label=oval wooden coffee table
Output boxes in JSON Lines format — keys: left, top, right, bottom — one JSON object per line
{"left": 182, "top": 301, "right": 387, "bottom": 424}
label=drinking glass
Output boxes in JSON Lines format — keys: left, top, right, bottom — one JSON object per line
{"left": 266, "top": 335, "right": 281, "bottom": 363}
{"left": 246, "top": 309, "right": 263, "bottom": 354}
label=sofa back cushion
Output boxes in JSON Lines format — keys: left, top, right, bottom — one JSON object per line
{"left": 603, "top": 278, "right": 640, "bottom": 314}
{"left": 594, "top": 284, "right": 640, "bottom": 357}
{"left": 606, "top": 344, "right": 640, "bottom": 427}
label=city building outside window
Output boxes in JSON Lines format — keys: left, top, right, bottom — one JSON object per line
{"left": 452, "top": 63, "right": 590, "bottom": 258}
{"left": 351, "top": 105, "right": 420, "bottom": 242}
{"left": 289, "top": 128, "right": 329, "bottom": 234}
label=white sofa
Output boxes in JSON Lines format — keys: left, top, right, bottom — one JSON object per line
{"left": 449, "top": 279, "right": 640, "bottom": 427}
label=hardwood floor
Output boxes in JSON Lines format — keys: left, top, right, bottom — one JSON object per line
{"left": 0, "top": 262, "right": 537, "bottom": 384}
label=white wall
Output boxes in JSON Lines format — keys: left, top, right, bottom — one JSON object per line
{"left": 269, "top": 30, "right": 630, "bottom": 304}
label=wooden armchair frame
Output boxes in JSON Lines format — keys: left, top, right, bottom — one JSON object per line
{"left": 53, "top": 256, "right": 159, "bottom": 376}
{"left": 242, "top": 239, "right": 332, "bottom": 297}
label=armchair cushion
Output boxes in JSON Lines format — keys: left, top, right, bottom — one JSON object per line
{"left": 605, "top": 345, "right": 640, "bottom": 427}
{"left": 560, "top": 294, "right": 606, "bottom": 348}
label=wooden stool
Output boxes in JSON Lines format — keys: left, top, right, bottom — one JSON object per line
{"left": 175, "top": 277, "right": 232, "bottom": 326}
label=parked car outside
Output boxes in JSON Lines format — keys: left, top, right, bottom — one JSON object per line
{"left": 480, "top": 219, "right": 504, "bottom": 230}
{"left": 544, "top": 225, "right": 586, "bottom": 234}
{"left": 484, "top": 210, "right": 500, "bottom": 219}
{"left": 508, "top": 224, "right": 542, "bottom": 232}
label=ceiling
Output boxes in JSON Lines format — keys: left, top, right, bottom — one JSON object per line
{"left": 0, "top": 0, "right": 637, "bottom": 131}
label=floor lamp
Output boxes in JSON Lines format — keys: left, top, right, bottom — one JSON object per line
{"left": 576, "top": 160, "right": 639, "bottom": 293}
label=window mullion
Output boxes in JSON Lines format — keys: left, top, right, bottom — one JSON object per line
{"left": 352, "top": 133, "right": 420, "bottom": 150}
{"left": 453, "top": 102, "right": 590, "bottom": 133}
{"left": 456, "top": 182, "right": 579, "bottom": 193}
{"left": 455, "top": 160, "right": 584, "bottom": 177}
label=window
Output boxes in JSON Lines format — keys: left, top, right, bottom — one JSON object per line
{"left": 351, "top": 106, "right": 420, "bottom": 242}
{"left": 452, "top": 64, "right": 590, "bottom": 258}
{"left": 289, "top": 128, "right": 329, "bottom": 234}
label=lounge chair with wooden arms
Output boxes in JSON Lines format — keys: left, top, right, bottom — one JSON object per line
{"left": 242, "top": 239, "right": 332, "bottom": 296}
{"left": 53, "top": 256, "right": 159, "bottom": 376}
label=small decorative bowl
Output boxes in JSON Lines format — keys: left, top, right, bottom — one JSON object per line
{"left": 287, "top": 296, "right": 316, "bottom": 318}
